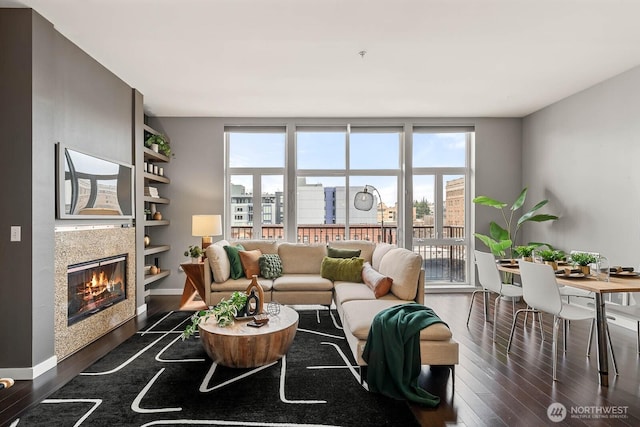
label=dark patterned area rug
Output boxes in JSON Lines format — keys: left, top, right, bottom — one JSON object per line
{"left": 14, "top": 309, "right": 419, "bottom": 426}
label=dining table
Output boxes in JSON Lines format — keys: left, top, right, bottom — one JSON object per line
{"left": 497, "top": 261, "right": 640, "bottom": 387}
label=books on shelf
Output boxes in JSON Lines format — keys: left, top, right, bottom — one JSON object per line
{"left": 144, "top": 186, "right": 160, "bottom": 198}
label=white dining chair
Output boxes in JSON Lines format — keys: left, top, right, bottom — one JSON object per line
{"left": 467, "top": 251, "right": 534, "bottom": 342}
{"left": 508, "top": 260, "right": 616, "bottom": 381}
{"left": 598, "top": 295, "right": 640, "bottom": 355}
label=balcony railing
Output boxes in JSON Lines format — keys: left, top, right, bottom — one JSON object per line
{"left": 230, "top": 224, "right": 467, "bottom": 284}
{"left": 230, "top": 224, "right": 397, "bottom": 243}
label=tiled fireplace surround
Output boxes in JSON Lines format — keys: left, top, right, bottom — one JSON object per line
{"left": 54, "top": 226, "right": 136, "bottom": 360}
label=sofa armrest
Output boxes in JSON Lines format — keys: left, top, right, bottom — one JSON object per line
{"left": 414, "top": 269, "right": 425, "bottom": 305}
{"left": 204, "top": 259, "right": 214, "bottom": 306}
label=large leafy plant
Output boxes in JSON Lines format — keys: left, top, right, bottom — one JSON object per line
{"left": 473, "top": 187, "right": 558, "bottom": 257}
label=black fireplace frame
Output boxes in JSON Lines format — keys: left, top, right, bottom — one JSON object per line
{"left": 67, "top": 254, "right": 128, "bottom": 326}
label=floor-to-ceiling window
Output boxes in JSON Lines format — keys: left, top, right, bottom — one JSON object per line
{"left": 296, "top": 126, "right": 401, "bottom": 244}
{"left": 412, "top": 127, "right": 471, "bottom": 285}
{"left": 226, "top": 127, "right": 286, "bottom": 240}
{"left": 224, "top": 121, "right": 473, "bottom": 288}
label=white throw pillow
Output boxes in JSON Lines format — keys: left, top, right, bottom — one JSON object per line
{"left": 206, "top": 240, "right": 231, "bottom": 283}
{"left": 372, "top": 242, "right": 395, "bottom": 270}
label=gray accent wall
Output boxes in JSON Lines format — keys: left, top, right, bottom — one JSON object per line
{"left": 522, "top": 65, "right": 640, "bottom": 265}
{"left": 0, "top": 9, "right": 134, "bottom": 374}
{"left": 0, "top": 8, "right": 35, "bottom": 369}
{"left": 146, "top": 117, "right": 522, "bottom": 293}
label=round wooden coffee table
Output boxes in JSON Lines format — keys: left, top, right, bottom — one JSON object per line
{"left": 198, "top": 306, "right": 299, "bottom": 368}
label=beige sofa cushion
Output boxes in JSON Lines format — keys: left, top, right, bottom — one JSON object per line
{"left": 278, "top": 243, "right": 327, "bottom": 274}
{"left": 342, "top": 299, "right": 452, "bottom": 341}
{"left": 232, "top": 240, "right": 278, "bottom": 254}
{"left": 378, "top": 248, "right": 422, "bottom": 301}
{"left": 334, "top": 282, "right": 380, "bottom": 307}
{"left": 272, "top": 274, "right": 333, "bottom": 291}
{"left": 205, "top": 240, "right": 231, "bottom": 283}
{"left": 372, "top": 242, "right": 396, "bottom": 270}
{"left": 209, "top": 277, "right": 273, "bottom": 292}
{"left": 329, "top": 240, "right": 375, "bottom": 264}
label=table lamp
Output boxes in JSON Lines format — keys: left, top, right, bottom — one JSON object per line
{"left": 192, "top": 214, "right": 222, "bottom": 250}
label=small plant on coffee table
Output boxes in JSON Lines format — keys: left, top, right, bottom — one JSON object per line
{"left": 181, "top": 291, "right": 249, "bottom": 340}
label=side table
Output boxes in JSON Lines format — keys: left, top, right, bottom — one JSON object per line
{"left": 179, "top": 262, "right": 207, "bottom": 308}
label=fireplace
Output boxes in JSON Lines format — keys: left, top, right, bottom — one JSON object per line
{"left": 67, "top": 254, "right": 127, "bottom": 326}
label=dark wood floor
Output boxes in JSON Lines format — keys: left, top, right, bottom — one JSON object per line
{"left": 410, "top": 293, "right": 640, "bottom": 427}
{"left": 0, "top": 296, "right": 176, "bottom": 427}
{"left": 2, "top": 293, "right": 639, "bottom": 427}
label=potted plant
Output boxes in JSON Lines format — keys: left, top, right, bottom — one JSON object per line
{"left": 184, "top": 245, "right": 203, "bottom": 263}
{"left": 144, "top": 208, "right": 151, "bottom": 220}
{"left": 538, "top": 249, "right": 565, "bottom": 271}
{"left": 513, "top": 244, "right": 539, "bottom": 261}
{"left": 570, "top": 252, "right": 598, "bottom": 275}
{"left": 473, "top": 187, "right": 559, "bottom": 258}
{"left": 145, "top": 134, "right": 171, "bottom": 156}
{"left": 181, "top": 291, "right": 248, "bottom": 339}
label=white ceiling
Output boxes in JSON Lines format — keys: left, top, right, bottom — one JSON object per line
{"left": 4, "top": 0, "right": 640, "bottom": 118}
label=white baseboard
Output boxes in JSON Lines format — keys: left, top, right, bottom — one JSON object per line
{"left": 149, "top": 288, "right": 183, "bottom": 296}
{"left": 136, "top": 303, "right": 148, "bottom": 316}
{"left": 0, "top": 355, "right": 57, "bottom": 380}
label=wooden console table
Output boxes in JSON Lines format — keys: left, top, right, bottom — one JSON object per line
{"left": 179, "top": 262, "right": 207, "bottom": 309}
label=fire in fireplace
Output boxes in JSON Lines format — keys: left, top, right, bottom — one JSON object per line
{"left": 67, "top": 254, "right": 127, "bottom": 326}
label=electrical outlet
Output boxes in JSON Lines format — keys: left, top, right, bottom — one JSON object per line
{"left": 10, "top": 226, "right": 21, "bottom": 242}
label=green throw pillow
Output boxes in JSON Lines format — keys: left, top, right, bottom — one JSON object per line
{"left": 259, "top": 254, "right": 283, "bottom": 279}
{"left": 224, "top": 244, "right": 245, "bottom": 279}
{"left": 327, "top": 247, "right": 362, "bottom": 259}
{"left": 320, "top": 256, "right": 364, "bottom": 282}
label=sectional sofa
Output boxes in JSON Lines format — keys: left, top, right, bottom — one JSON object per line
{"left": 203, "top": 239, "right": 459, "bottom": 378}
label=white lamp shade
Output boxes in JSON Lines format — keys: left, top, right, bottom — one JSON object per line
{"left": 192, "top": 214, "right": 222, "bottom": 237}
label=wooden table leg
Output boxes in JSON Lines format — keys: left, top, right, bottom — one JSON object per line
{"left": 179, "top": 276, "right": 197, "bottom": 307}
{"left": 180, "top": 263, "right": 207, "bottom": 309}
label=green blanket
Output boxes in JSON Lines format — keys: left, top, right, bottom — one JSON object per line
{"left": 361, "top": 303, "right": 447, "bottom": 407}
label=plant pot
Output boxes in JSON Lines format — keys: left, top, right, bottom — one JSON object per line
{"left": 191, "top": 257, "right": 201, "bottom": 264}
{"left": 580, "top": 265, "right": 591, "bottom": 275}
{"left": 151, "top": 143, "right": 159, "bottom": 153}
{"left": 544, "top": 261, "right": 558, "bottom": 271}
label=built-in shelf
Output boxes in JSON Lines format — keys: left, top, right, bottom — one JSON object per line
{"left": 137, "top": 119, "right": 172, "bottom": 293}
{"left": 144, "top": 269, "right": 171, "bottom": 286}
{"left": 144, "top": 172, "right": 170, "bottom": 184}
{"left": 144, "top": 219, "right": 170, "bottom": 226}
{"left": 143, "top": 146, "right": 170, "bottom": 162}
{"left": 144, "top": 196, "right": 170, "bottom": 204}
{"left": 144, "top": 244, "right": 171, "bottom": 256}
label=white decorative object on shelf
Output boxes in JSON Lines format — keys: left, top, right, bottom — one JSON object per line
{"left": 144, "top": 187, "right": 160, "bottom": 198}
